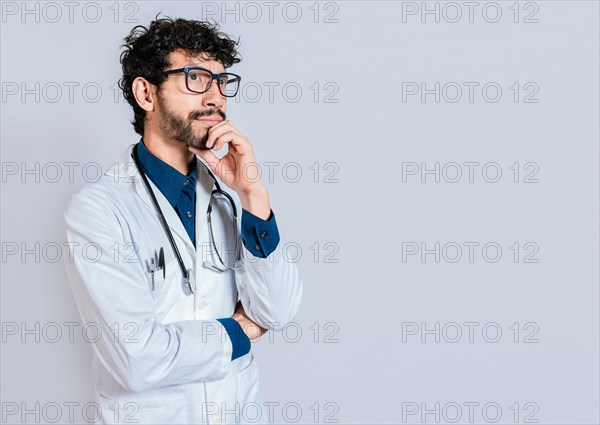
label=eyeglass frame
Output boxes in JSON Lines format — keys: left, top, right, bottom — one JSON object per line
{"left": 146, "top": 66, "right": 242, "bottom": 97}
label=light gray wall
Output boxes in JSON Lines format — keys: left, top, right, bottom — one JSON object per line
{"left": 1, "top": 1, "right": 598, "bottom": 423}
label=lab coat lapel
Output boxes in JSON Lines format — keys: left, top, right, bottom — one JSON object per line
{"left": 111, "top": 144, "right": 196, "bottom": 251}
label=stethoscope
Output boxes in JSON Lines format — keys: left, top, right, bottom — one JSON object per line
{"left": 131, "top": 143, "right": 240, "bottom": 294}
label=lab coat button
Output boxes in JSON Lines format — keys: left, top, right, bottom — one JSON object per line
{"left": 197, "top": 300, "right": 209, "bottom": 310}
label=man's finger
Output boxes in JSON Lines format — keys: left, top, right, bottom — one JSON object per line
{"left": 213, "top": 131, "right": 252, "bottom": 156}
{"left": 206, "top": 120, "right": 240, "bottom": 148}
{"left": 212, "top": 131, "right": 237, "bottom": 152}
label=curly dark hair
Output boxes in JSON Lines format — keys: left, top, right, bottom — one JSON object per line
{"left": 118, "top": 14, "right": 241, "bottom": 136}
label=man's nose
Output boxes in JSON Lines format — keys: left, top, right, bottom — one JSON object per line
{"left": 201, "top": 79, "right": 224, "bottom": 107}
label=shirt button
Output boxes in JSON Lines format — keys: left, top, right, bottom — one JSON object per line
{"left": 184, "top": 179, "right": 190, "bottom": 185}
{"left": 260, "top": 231, "right": 267, "bottom": 238}
{"left": 255, "top": 244, "right": 261, "bottom": 251}
{"left": 186, "top": 211, "right": 192, "bottom": 218}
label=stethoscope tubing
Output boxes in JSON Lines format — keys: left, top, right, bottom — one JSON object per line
{"left": 131, "top": 144, "right": 192, "bottom": 289}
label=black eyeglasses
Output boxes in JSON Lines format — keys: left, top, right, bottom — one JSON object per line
{"left": 147, "top": 66, "right": 241, "bottom": 97}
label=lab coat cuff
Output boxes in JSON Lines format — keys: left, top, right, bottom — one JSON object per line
{"left": 241, "top": 208, "right": 280, "bottom": 258}
{"left": 216, "top": 318, "right": 251, "bottom": 361}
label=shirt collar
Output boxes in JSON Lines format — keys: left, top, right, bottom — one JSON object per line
{"left": 135, "top": 138, "right": 198, "bottom": 208}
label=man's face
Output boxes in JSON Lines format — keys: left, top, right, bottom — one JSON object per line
{"left": 153, "top": 49, "right": 228, "bottom": 150}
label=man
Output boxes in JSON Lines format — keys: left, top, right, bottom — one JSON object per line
{"left": 63, "top": 16, "right": 302, "bottom": 425}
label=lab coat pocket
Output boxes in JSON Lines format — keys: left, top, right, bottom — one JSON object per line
{"left": 97, "top": 392, "right": 189, "bottom": 424}
{"left": 145, "top": 259, "right": 178, "bottom": 294}
{"left": 235, "top": 352, "right": 261, "bottom": 410}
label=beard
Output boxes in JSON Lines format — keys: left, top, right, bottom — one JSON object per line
{"left": 157, "top": 95, "right": 226, "bottom": 150}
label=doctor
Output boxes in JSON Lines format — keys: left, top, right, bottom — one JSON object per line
{"left": 63, "top": 16, "right": 303, "bottom": 425}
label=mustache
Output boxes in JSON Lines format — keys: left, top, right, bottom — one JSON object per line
{"left": 189, "top": 109, "right": 226, "bottom": 121}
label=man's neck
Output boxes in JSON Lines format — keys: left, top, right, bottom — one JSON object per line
{"left": 142, "top": 135, "right": 195, "bottom": 175}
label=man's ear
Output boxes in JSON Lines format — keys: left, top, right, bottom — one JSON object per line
{"left": 132, "top": 77, "right": 155, "bottom": 112}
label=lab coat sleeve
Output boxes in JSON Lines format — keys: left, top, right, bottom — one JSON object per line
{"left": 63, "top": 189, "right": 233, "bottom": 393}
{"left": 234, "top": 219, "right": 303, "bottom": 331}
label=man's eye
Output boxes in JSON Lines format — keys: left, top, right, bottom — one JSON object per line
{"left": 190, "top": 74, "right": 197, "bottom": 81}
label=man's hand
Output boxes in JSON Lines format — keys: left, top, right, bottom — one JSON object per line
{"left": 188, "top": 120, "right": 271, "bottom": 220}
{"left": 232, "top": 301, "right": 268, "bottom": 341}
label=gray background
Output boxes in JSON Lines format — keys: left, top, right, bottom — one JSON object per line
{"left": 1, "top": 1, "right": 599, "bottom": 423}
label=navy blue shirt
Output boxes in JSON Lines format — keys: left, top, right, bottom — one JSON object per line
{"left": 136, "top": 139, "right": 278, "bottom": 360}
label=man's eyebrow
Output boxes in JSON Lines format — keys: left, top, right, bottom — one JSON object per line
{"left": 183, "top": 63, "right": 225, "bottom": 72}
{"left": 183, "top": 63, "right": 212, "bottom": 69}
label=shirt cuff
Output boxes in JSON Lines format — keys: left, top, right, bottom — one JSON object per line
{"left": 216, "top": 318, "right": 251, "bottom": 361}
{"left": 241, "top": 208, "right": 281, "bottom": 258}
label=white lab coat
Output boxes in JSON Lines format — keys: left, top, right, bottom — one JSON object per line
{"left": 63, "top": 143, "right": 303, "bottom": 424}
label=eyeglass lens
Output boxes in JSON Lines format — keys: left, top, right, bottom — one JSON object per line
{"left": 188, "top": 69, "right": 240, "bottom": 96}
